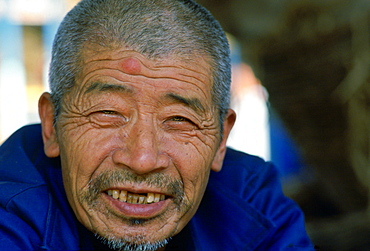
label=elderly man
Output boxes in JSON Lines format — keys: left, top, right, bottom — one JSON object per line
{"left": 0, "top": 0, "right": 314, "bottom": 250}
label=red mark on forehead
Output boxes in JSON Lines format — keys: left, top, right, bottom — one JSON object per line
{"left": 120, "top": 57, "right": 142, "bottom": 75}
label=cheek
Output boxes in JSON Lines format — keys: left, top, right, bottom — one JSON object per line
{"left": 165, "top": 136, "right": 214, "bottom": 201}
{"left": 168, "top": 131, "right": 218, "bottom": 173}
{"left": 58, "top": 127, "right": 119, "bottom": 221}
{"left": 58, "top": 127, "right": 113, "bottom": 192}
{"left": 182, "top": 163, "right": 210, "bottom": 198}
{"left": 180, "top": 160, "right": 211, "bottom": 219}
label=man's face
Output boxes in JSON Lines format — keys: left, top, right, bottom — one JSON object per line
{"left": 40, "top": 48, "right": 234, "bottom": 248}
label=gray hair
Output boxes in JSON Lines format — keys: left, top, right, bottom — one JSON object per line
{"left": 49, "top": 0, "right": 231, "bottom": 128}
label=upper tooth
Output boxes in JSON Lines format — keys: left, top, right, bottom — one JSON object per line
{"left": 139, "top": 195, "right": 146, "bottom": 204}
{"left": 132, "top": 194, "right": 139, "bottom": 204}
{"left": 106, "top": 190, "right": 165, "bottom": 204}
{"left": 119, "top": 190, "right": 127, "bottom": 202}
{"left": 112, "top": 190, "right": 119, "bottom": 199}
{"left": 147, "top": 193, "right": 154, "bottom": 203}
{"left": 127, "top": 193, "right": 133, "bottom": 203}
{"left": 154, "top": 193, "right": 160, "bottom": 203}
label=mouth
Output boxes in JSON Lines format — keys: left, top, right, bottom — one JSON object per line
{"left": 106, "top": 189, "right": 168, "bottom": 205}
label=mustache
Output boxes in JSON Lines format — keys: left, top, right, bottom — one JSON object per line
{"left": 82, "top": 169, "right": 185, "bottom": 204}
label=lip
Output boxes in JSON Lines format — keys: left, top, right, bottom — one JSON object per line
{"left": 103, "top": 191, "right": 172, "bottom": 218}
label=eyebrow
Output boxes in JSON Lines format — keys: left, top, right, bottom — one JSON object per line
{"left": 164, "top": 93, "right": 205, "bottom": 115}
{"left": 84, "top": 82, "right": 206, "bottom": 114}
{"left": 84, "top": 82, "right": 133, "bottom": 94}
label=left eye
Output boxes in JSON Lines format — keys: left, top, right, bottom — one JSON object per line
{"left": 164, "top": 116, "right": 198, "bottom": 131}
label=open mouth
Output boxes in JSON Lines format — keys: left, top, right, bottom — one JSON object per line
{"left": 106, "top": 189, "right": 168, "bottom": 204}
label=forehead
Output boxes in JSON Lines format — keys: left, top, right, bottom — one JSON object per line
{"left": 75, "top": 48, "right": 214, "bottom": 102}
{"left": 79, "top": 47, "right": 213, "bottom": 83}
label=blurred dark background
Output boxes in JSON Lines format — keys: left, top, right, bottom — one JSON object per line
{"left": 197, "top": 0, "right": 370, "bottom": 250}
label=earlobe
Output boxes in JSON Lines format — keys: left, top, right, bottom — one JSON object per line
{"left": 38, "top": 92, "right": 60, "bottom": 158}
{"left": 211, "top": 109, "right": 236, "bottom": 172}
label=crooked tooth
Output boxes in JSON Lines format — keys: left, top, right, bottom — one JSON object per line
{"left": 133, "top": 194, "right": 139, "bottom": 204}
{"left": 154, "top": 193, "right": 160, "bottom": 203}
{"left": 107, "top": 189, "right": 165, "bottom": 205}
{"left": 127, "top": 193, "right": 133, "bottom": 203}
{"left": 139, "top": 195, "right": 146, "bottom": 204}
{"left": 119, "top": 190, "right": 127, "bottom": 202}
{"left": 147, "top": 193, "right": 154, "bottom": 203}
{"left": 112, "top": 190, "right": 120, "bottom": 199}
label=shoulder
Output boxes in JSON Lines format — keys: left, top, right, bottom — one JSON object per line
{"left": 0, "top": 124, "right": 81, "bottom": 250}
{"left": 0, "top": 184, "right": 51, "bottom": 250}
{"left": 0, "top": 124, "right": 47, "bottom": 208}
{"left": 211, "top": 148, "right": 277, "bottom": 198}
{"left": 197, "top": 148, "right": 314, "bottom": 250}
{"left": 208, "top": 148, "right": 286, "bottom": 224}
{"left": 0, "top": 183, "right": 82, "bottom": 250}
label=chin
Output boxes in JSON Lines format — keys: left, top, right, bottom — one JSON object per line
{"left": 94, "top": 229, "right": 171, "bottom": 251}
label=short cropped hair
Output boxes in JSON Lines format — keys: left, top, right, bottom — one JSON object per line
{"left": 49, "top": 0, "right": 231, "bottom": 129}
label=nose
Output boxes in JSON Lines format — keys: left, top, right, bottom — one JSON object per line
{"left": 112, "top": 120, "right": 169, "bottom": 174}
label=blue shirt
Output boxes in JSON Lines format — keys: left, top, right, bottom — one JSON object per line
{"left": 0, "top": 124, "right": 314, "bottom": 250}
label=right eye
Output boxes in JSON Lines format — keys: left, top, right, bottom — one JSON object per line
{"left": 88, "top": 110, "right": 127, "bottom": 127}
{"left": 101, "top": 110, "right": 118, "bottom": 115}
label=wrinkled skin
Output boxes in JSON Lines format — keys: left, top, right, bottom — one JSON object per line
{"left": 39, "top": 48, "right": 235, "bottom": 248}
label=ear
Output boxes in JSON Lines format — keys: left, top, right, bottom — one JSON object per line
{"left": 211, "top": 109, "right": 236, "bottom": 172}
{"left": 38, "top": 92, "right": 60, "bottom": 158}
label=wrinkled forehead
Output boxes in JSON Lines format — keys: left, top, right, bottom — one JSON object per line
{"left": 76, "top": 45, "right": 214, "bottom": 91}
{"left": 82, "top": 43, "right": 212, "bottom": 69}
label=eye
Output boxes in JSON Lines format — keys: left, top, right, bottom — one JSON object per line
{"left": 164, "top": 116, "right": 198, "bottom": 131}
{"left": 101, "top": 110, "right": 118, "bottom": 115}
{"left": 88, "top": 110, "right": 127, "bottom": 127}
{"left": 170, "top": 116, "right": 189, "bottom": 122}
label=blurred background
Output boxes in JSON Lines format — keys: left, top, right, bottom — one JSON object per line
{"left": 0, "top": 0, "right": 369, "bottom": 250}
